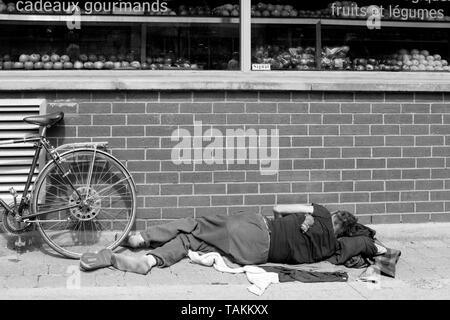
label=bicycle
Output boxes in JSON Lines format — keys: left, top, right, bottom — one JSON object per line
{"left": 0, "top": 112, "right": 137, "bottom": 259}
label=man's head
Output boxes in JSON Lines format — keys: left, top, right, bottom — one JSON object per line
{"left": 331, "top": 211, "right": 358, "bottom": 237}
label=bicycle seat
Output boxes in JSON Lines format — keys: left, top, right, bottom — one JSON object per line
{"left": 23, "top": 112, "right": 64, "bottom": 127}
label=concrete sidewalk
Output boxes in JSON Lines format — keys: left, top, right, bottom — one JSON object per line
{"left": 1, "top": 223, "right": 450, "bottom": 300}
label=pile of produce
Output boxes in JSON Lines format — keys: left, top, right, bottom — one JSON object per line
{"left": 353, "top": 49, "right": 450, "bottom": 72}
{"left": 177, "top": 4, "right": 239, "bottom": 17}
{"left": 0, "top": 1, "right": 15, "bottom": 13}
{"left": 253, "top": 45, "right": 351, "bottom": 70}
{"left": 252, "top": 3, "right": 298, "bottom": 17}
{"left": 212, "top": 4, "right": 240, "bottom": 17}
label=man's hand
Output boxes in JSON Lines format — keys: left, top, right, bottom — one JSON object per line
{"left": 301, "top": 214, "right": 315, "bottom": 233}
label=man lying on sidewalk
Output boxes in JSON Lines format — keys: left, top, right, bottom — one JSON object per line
{"left": 80, "top": 203, "right": 385, "bottom": 274}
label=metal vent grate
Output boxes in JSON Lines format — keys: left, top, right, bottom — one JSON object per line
{"left": 0, "top": 99, "right": 46, "bottom": 204}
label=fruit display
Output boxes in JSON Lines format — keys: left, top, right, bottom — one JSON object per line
{"left": 212, "top": 4, "right": 240, "bottom": 17}
{"left": 352, "top": 49, "right": 450, "bottom": 72}
{"left": 252, "top": 3, "right": 299, "bottom": 17}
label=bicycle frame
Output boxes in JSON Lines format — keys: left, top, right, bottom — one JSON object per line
{"left": 0, "top": 127, "right": 81, "bottom": 221}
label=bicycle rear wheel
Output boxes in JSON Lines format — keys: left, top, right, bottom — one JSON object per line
{"left": 32, "top": 148, "right": 136, "bottom": 259}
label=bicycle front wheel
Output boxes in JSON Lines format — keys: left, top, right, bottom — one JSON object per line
{"left": 32, "top": 148, "right": 136, "bottom": 259}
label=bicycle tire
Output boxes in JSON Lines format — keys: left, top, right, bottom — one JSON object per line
{"left": 32, "top": 148, "right": 137, "bottom": 259}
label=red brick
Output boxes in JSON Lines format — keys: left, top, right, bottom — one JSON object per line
{"left": 386, "top": 180, "right": 414, "bottom": 191}
{"left": 430, "top": 125, "right": 450, "bottom": 135}
{"left": 213, "top": 103, "right": 245, "bottom": 114}
{"left": 414, "top": 114, "right": 442, "bottom": 124}
{"left": 113, "top": 102, "right": 145, "bottom": 113}
{"left": 213, "top": 172, "right": 245, "bottom": 183}
{"left": 195, "top": 207, "right": 227, "bottom": 217}
{"left": 128, "top": 160, "right": 160, "bottom": 172}
{"left": 355, "top": 181, "right": 384, "bottom": 192}
{"left": 416, "top": 158, "right": 444, "bottom": 169}
{"left": 146, "top": 125, "right": 178, "bottom": 137}
{"left": 309, "top": 125, "right": 339, "bottom": 135}
{"left": 371, "top": 214, "right": 401, "bottom": 224}
{"left": 93, "top": 137, "right": 125, "bottom": 148}
{"left": 386, "top": 136, "right": 414, "bottom": 146}
{"left": 342, "top": 147, "right": 371, "bottom": 158}
{"left": 401, "top": 104, "right": 430, "bottom": 113}
{"left": 161, "top": 184, "right": 193, "bottom": 195}
{"left": 310, "top": 170, "right": 340, "bottom": 181}
{"left": 430, "top": 191, "right": 450, "bottom": 201}
{"left": 432, "top": 146, "right": 450, "bottom": 157}
{"left": 403, "top": 147, "right": 430, "bottom": 157}
{"left": 384, "top": 114, "right": 413, "bottom": 124}
{"left": 324, "top": 137, "right": 353, "bottom": 147}
{"left": 295, "top": 92, "right": 323, "bottom": 102}
{"left": 355, "top": 203, "right": 386, "bottom": 214}
{"left": 136, "top": 208, "right": 161, "bottom": 219}
{"left": 402, "top": 214, "right": 430, "bottom": 223}
{"left": 430, "top": 213, "right": 450, "bottom": 222}
{"left": 386, "top": 158, "right": 415, "bottom": 168}
{"left": 416, "top": 136, "right": 444, "bottom": 146}
{"left": 227, "top": 114, "right": 258, "bottom": 124}
{"left": 127, "top": 114, "right": 160, "bottom": 125}
{"left": 112, "top": 149, "right": 145, "bottom": 160}
{"left": 179, "top": 172, "right": 212, "bottom": 183}
{"left": 146, "top": 103, "right": 179, "bottom": 113}
{"left": 278, "top": 103, "right": 308, "bottom": 113}
{"left": 342, "top": 170, "right": 371, "bottom": 180}
{"left": 309, "top": 193, "right": 339, "bottom": 204}
{"left": 260, "top": 183, "right": 290, "bottom": 193}
{"left": 325, "top": 159, "right": 355, "bottom": 169}
{"left": 193, "top": 91, "right": 225, "bottom": 102}
{"left": 292, "top": 137, "right": 322, "bottom": 147}
{"left": 160, "top": 91, "right": 192, "bottom": 102}
{"left": 128, "top": 137, "right": 159, "bottom": 148}
{"left": 415, "top": 92, "right": 443, "bottom": 102}
{"left": 371, "top": 192, "right": 399, "bottom": 202}
{"left": 180, "top": 103, "right": 212, "bottom": 113}
{"left": 179, "top": 196, "right": 210, "bottom": 207}
{"left": 146, "top": 172, "right": 179, "bottom": 184}
{"left": 92, "top": 115, "right": 125, "bottom": 125}
{"left": 279, "top": 148, "right": 309, "bottom": 159}
{"left": 323, "top": 114, "right": 352, "bottom": 124}
{"left": 276, "top": 193, "right": 308, "bottom": 204}
{"left": 401, "top": 125, "right": 429, "bottom": 135}
{"left": 401, "top": 169, "right": 431, "bottom": 179}
{"left": 401, "top": 191, "right": 429, "bottom": 201}
{"left": 415, "top": 179, "right": 443, "bottom": 190}
{"left": 194, "top": 114, "right": 226, "bottom": 124}
{"left": 431, "top": 104, "right": 450, "bottom": 113}
{"left": 162, "top": 208, "right": 195, "bottom": 219}
{"left": 78, "top": 126, "right": 110, "bottom": 137}
{"left": 161, "top": 114, "right": 193, "bottom": 125}
{"left": 355, "top": 92, "right": 384, "bottom": 102}
{"left": 353, "top": 114, "right": 383, "bottom": 124}
{"left": 372, "top": 104, "right": 401, "bottom": 113}
{"left": 432, "top": 169, "right": 450, "bottom": 179}
{"left": 294, "top": 159, "right": 324, "bottom": 169}
{"left": 357, "top": 159, "right": 386, "bottom": 168}
{"left": 245, "top": 194, "right": 276, "bottom": 205}
{"left": 355, "top": 136, "right": 384, "bottom": 146}
{"left": 373, "top": 147, "right": 401, "bottom": 158}
{"left": 324, "top": 92, "right": 354, "bottom": 101}
{"left": 340, "top": 103, "right": 371, "bottom": 113}
{"left": 226, "top": 91, "right": 259, "bottom": 101}
{"left": 47, "top": 102, "right": 78, "bottom": 114}
{"left": 292, "top": 182, "right": 322, "bottom": 192}
{"left": 415, "top": 202, "right": 444, "bottom": 212}
{"left": 371, "top": 125, "right": 400, "bottom": 135}
{"left": 291, "top": 114, "right": 322, "bottom": 124}
{"left": 386, "top": 203, "right": 414, "bottom": 213}
{"left": 63, "top": 114, "right": 92, "bottom": 125}
{"left": 260, "top": 91, "right": 291, "bottom": 102}
{"left": 227, "top": 183, "right": 258, "bottom": 194}
{"left": 112, "top": 126, "right": 144, "bottom": 137}
{"left": 246, "top": 171, "right": 277, "bottom": 182}
{"left": 324, "top": 181, "right": 353, "bottom": 192}
{"left": 246, "top": 103, "right": 277, "bottom": 113}
{"left": 79, "top": 102, "right": 111, "bottom": 114}
{"left": 372, "top": 169, "right": 401, "bottom": 180}
{"left": 310, "top": 103, "right": 340, "bottom": 113}
{"left": 279, "top": 171, "right": 309, "bottom": 182}
{"left": 310, "top": 148, "right": 340, "bottom": 158}
{"left": 340, "top": 125, "right": 370, "bottom": 135}
{"left": 145, "top": 196, "right": 177, "bottom": 207}
{"left": 194, "top": 184, "right": 226, "bottom": 194}
{"left": 211, "top": 195, "right": 243, "bottom": 206}
{"left": 259, "top": 114, "right": 290, "bottom": 124}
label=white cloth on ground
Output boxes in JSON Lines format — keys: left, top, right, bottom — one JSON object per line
{"left": 187, "top": 250, "right": 279, "bottom": 296}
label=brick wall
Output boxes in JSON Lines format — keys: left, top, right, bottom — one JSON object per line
{"left": 4, "top": 90, "right": 450, "bottom": 228}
